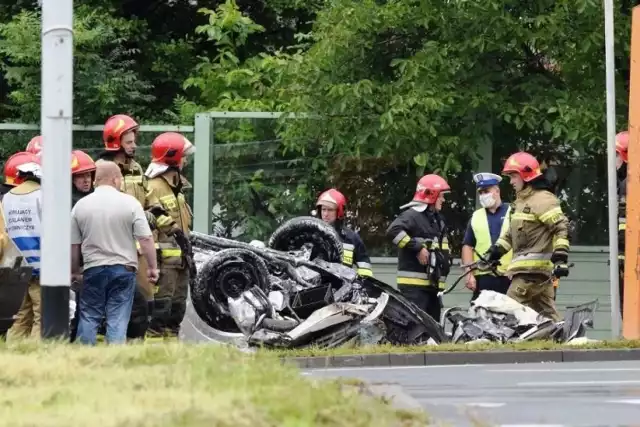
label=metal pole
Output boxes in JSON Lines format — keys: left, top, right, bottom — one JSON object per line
{"left": 604, "top": 0, "right": 621, "bottom": 338}
{"left": 40, "top": 0, "right": 73, "bottom": 339}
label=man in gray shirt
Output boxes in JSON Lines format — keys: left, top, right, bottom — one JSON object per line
{"left": 71, "top": 161, "right": 159, "bottom": 345}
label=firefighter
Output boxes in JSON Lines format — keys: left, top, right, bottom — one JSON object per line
{"left": 315, "top": 188, "right": 373, "bottom": 277}
{"left": 2, "top": 153, "right": 43, "bottom": 340}
{"left": 484, "top": 151, "right": 570, "bottom": 321}
{"left": 461, "top": 173, "right": 512, "bottom": 301}
{"left": 100, "top": 114, "right": 172, "bottom": 340}
{"left": 25, "top": 135, "right": 42, "bottom": 155}
{"left": 71, "top": 150, "right": 96, "bottom": 206}
{"left": 615, "top": 130, "right": 628, "bottom": 317}
{"left": 386, "top": 174, "right": 452, "bottom": 321}
{"left": 145, "top": 132, "right": 196, "bottom": 338}
{"left": 69, "top": 150, "right": 97, "bottom": 342}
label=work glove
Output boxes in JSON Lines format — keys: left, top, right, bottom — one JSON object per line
{"left": 482, "top": 244, "right": 504, "bottom": 262}
{"left": 551, "top": 250, "right": 569, "bottom": 278}
{"left": 144, "top": 211, "right": 157, "bottom": 230}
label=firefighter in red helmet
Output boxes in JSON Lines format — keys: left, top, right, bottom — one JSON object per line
{"left": 99, "top": 114, "right": 171, "bottom": 341}
{"left": 615, "top": 130, "right": 629, "bottom": 318}
{"left": 483, "top": 151, "right": 570, "bottom": 321}
{"left": 315, "top": 189, "right": 373, "bottom": 277}
{"left": 25, "top": 136, "right": 43, "bottom": 155}
{"left": 71, "top": 150, "right": 96, "bottom": 207}
{"left": 386, "top": 174, "right": 452, "bottom": 321}
{"left": 145, "top": 132, "right": 196, "bottom": 338}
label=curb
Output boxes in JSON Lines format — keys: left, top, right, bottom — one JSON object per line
{"left": 281, "top": 348, "right": 640, "bottom": 369}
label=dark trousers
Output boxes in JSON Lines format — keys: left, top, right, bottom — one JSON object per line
{"left": 398, "top": 285, "right": 441, "bottom": 322}
{"left": 76, "top": 265, "right": 136, "bottom": 345}
{"left": 471, "top": 275, "right": 511, "bottom": 301}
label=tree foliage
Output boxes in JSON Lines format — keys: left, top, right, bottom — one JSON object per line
{"left": 0, "top": 0, "right": 636, "bottom": 249}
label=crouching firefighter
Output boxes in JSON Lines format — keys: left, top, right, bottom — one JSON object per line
{"left": 484, "top": 152, "right": 570, "bottom": 322}
{"left": 2, "top": 153, "right": 43, "bottom": 340}
{"left": 386, "top": 174, "right": 453, "bottom": 321}
{"left": 100, "top": 114, "right": 173, "bottom": 340}
{"left": 69, "top": 150, "right": 97, "bottom": 342}
{"left": 615, "top": 130, "right": 629, "bottom": 318}
{"left": 145, "top": 132, "right": 196, "bottom": 338}
{"left": 315, "top": 188, "right": 373, "bottom": 277}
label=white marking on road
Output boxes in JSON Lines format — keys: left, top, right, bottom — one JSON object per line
{"left": 489, "top": 368, "right": 640, "bottom": 373}
{"left": 499, "top": 425, "right": 565, "bottom": 427}
{"left": 518, "top": 380, "right": 640, "bottom": 387}
{"left": 465, "top": 402, "right": 506, "bottom": 408}
{"left": 304, "top": 363, "right": 485, "bottom": 373}
{"left": 607, "top": 399, "right": 640, "bottom": 405}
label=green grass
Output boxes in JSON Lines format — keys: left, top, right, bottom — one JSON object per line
{"left": 0, "top": 340, "right": 428, "bottom": 427}
{"left": 270, "top": 339, "right": 640, "bottom": 358}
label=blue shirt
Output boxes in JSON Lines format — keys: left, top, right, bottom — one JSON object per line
{"left": 462, "top": 203, "right": 510, "bottom": 247}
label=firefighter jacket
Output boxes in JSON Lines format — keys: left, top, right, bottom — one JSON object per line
{"left": 618, "top": 176, "right": 627, "bottom": 262}
{"left": 146, "top": 170, "right": 193, "bottom": 270}
{"left": 386, "top": 205, "right": 451, "bottom": 290}
{"left": 495, "top": 186, "right": 570, "bottom": 277}
{"left": 72, "top": 186, "right": 92, "bottom": 208}
{"left": 337, "top": 227, "right": 373, "bottom": 277}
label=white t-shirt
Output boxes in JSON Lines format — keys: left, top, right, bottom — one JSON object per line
{"left": 71, "top": 185, "right": 152, "bottom": 270}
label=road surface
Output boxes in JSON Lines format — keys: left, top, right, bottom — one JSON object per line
{"left": 304, "top": 360, "right": 640, "bottom": 426}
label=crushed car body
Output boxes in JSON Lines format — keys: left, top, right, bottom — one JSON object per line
{"left": 181, "top": 216, "right": 598, "bottom": 349}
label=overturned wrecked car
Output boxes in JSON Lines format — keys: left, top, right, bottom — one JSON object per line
{"left": 181, "top": 216, "right": 598, "bottom": 349}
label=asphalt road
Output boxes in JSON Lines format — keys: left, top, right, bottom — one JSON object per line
{"left": 304, "top": 360, "right": 640, "bottom": 427}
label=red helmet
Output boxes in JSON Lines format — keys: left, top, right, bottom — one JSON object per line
{"left": 502, "top": 152, "right": 542, "bottom": 182}
{"left": 411, "top": 174, "right": 450, "bottom": 205}
{"left": 103, "top": 114, "right": 139, "bottom": 151}
{"left": 71, "top": 150, "right": 96, "bottom": 176}
{"left": 316, "top": 189, "right": 347, "bottom": 219}
{"left": 151, "top": 132, "right": 195, "bottom": 167}
{"left": 25, "top": 136, "right": 43, "bottom": 155}
{"left": 616, "top": 130, "right": 629, "bottom": 163}
{"left": 3, "top": 152, "right": 39, "bottom": 186}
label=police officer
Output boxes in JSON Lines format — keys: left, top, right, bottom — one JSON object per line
{"left": 484, "top": 152, "right": 570, "bottom": 321}
{"left": 2, "top": 153, "right": 43, "bottom": 340}
{"left": 145, "top": 132, "right": 195, "bottom": 338}
{"left": 386, "top": 174, "right": 452, "bottom": 321}
{"left": 461, "top": 173, "right": 512, "bottom": 300}
{"left": 615, "top": 130, "right": 628, "bottom": 317}
{"left": 315, "top": 188, "right": 373, "bottom": 277}
{"left": 100, "top": 114, "right": 173, "bottom": 340}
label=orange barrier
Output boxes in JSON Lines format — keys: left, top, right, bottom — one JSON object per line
{"left": 623, "top": 6, "right": 640, "bottom": 339}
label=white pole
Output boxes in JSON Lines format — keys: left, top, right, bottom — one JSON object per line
{"left": 40, "top": 0, "right": 73, "bottom": 338}
{"left": 604, "top": 0, "right": 621, "bottom": 338}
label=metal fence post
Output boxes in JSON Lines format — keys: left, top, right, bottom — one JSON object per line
{"left": 193, "top": 113, "right": 213, "bottom": 234}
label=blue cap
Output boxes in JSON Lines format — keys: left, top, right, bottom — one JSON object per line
{"left": 473, "top": 172, "right": 502, "bottom": 188}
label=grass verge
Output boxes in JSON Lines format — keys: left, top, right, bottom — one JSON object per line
{"left": 0, "top": 340, "right": 427, "bottom": 427}
{"left": 271, "top": 339, "right": 640, "bottom": 358}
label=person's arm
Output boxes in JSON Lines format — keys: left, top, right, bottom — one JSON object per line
{"left": 353, "top": 233, "right": 373, "bottom": 278}
{"left": 70, "top": 209, "right": 83, "bottom": 274}
{"left": 132, "top": 203, "right": 158, "bottom": 271}
{"left": 537, "top": 195, "right": 570, "bottom": 262}
{"left": 386, "top": 213, "right": 430, "bottom": 252}
{"left": 461, "top": 222, "right": 476, "bottom": 270}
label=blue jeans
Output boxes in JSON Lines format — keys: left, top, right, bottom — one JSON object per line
{"left": 76, "top": 265, "right": 136, "bottom": 345}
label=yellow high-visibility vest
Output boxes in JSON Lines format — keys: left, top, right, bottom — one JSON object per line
{"left": 471, "top": 205, "right": 512, "bottom": 276}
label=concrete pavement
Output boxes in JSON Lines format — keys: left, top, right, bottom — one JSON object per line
{"left": 304, "top": 360, "right": 640, "bottom": 426}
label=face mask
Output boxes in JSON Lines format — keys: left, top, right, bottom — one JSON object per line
{"left": 479, "top": 193, "right": 496, "bottom": 208}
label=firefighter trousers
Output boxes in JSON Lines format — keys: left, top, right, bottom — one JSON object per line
{"left": 149, "top": 267, "right": 189, "bottom": 336}
{"left": 507, "top": 273, "right": 560, "bottom": 322}
{"left": 6, "top": 278, "right": 41, "bottom": 341}
{"left": 398, "top": 284, "right": 441, "bottom": 322}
